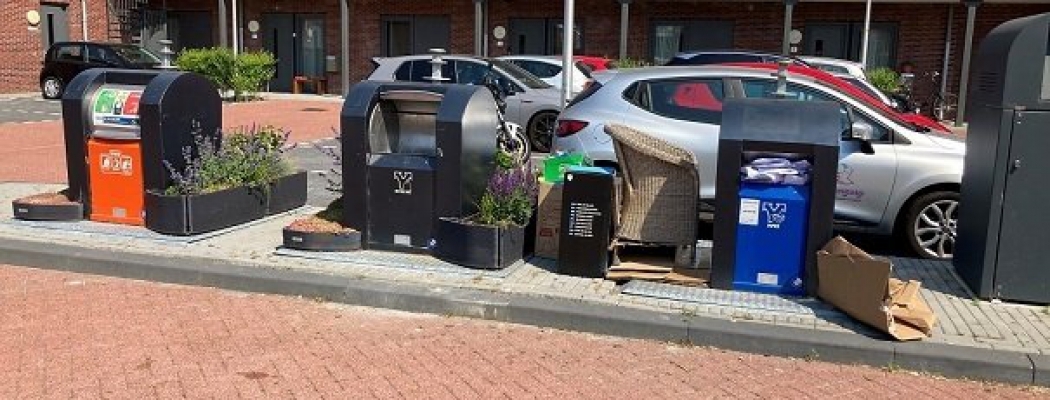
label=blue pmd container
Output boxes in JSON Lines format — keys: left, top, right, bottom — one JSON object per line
{"left": 733, "top": 182, "right": 810, "bottom": 296}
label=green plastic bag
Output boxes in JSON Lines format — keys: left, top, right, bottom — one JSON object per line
{"left": 542, "top": 152, "right": 591, "bottom": 183}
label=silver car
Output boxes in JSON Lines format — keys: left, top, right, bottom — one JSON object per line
{"left": 554, "top": 66, "right": 964, "bottom": 260}
{"left": 369, "top": 55, "right": 562, "bottom": 152}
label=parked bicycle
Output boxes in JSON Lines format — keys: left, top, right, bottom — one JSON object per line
{"left": 484, "top": 75, "right": 531, "bottom": 166}
{"left": 923, "top": 71, "right": 957, "bottom": 122}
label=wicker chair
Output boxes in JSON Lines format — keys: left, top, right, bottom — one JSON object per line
{"left": 604, "top": 124, "right": 700, "bottom": 247}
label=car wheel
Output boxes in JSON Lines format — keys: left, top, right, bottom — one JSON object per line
{"left": 41, "top": 77, "right": 63, "bottom": 99}
{"left": 527, "top": 111, "right": 558, "bottom": 153}
{"left": 903, "top": 191, "right": 959, "bottom": 260}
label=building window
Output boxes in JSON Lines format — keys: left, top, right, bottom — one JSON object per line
{"left": 803, "top": 22, "right": 898, "bottom": 69}
{"left": 381, "top": 16, "right": 451, "bottom": 56}
{"left": 650, "top": 20, "right": 734, "bottom": 65}
{"left": 507, "top": 18, "right": 582, "bottom": 55}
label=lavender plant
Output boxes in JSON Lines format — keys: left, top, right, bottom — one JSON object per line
{"left": 475, "top": 154, "right": 537, "bottom": 227}
{"left": 164, "top": 125, "right": 292, "bottom": 195}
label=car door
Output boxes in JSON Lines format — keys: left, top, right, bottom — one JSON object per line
{"left": 738, "top": 78, "right": 898, "bottom": 225}
{"left": 51, "top": 44, "right": 86, "bottom": 84}
{"left": 509, "top": 59, "right": 562, "bottom": 88}
{"left": 620, "top": 77, "right": 729, "bottom": 199}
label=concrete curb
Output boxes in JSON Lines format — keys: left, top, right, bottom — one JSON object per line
{"left": 0, "top": 237, "right": 1041, "bottom": 387}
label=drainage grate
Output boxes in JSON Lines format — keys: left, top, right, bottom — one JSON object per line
{"left": 621, "top": 280, "right": 838, "bottom": 316}
{"left": 274, "top": 248, "right": 522, "bottom": 279}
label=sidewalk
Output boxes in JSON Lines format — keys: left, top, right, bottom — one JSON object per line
{"left": 0, "top": 99, "right": 340, "bottom": 183}
{"left": 1, "top": 181, "right": 1049, "bottom": 386}
{"left": 3, "top": 263, "right": 1042, "bottom": 399}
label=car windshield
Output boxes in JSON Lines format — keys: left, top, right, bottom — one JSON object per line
{"left": 110, "top": 45, "right": 161, "bottom": 65}
{"left": 490, "top": 59, "right": 552, "bottom": 89}
{"left": 809, "top": 77, "right": 928, "bottom": 131}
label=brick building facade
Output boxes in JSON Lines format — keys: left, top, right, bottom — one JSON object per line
{"left": 0, "top": 0, "right": 109, "bottom": 93}
{"left": 4, "top": 0, "right": 1050, "bottom": 102}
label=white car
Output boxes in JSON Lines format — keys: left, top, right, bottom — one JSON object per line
{"left": 498, "top": 55, "right": 592, "bottom": 95}
{"left": 554, "top": 65, "right": 964, "bottom": 260}
{"left": 799, "top": 56, "right": 868, "bottom": 81}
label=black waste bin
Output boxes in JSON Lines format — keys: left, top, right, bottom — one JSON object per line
{"left": 558, "top": 167, "right": 615, "bottom": 278}
{"left": 341, "top": 82, "right": 498, "bottom": 251}
{"left": 711, "top": 98, "right": 841, "bottom": 297}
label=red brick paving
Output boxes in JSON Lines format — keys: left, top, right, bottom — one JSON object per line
{"left": 0, "top": 100, "right": 340, "bottom": 184}
{"left": 0, "top": 263, "right": 1044, "bottom": 399}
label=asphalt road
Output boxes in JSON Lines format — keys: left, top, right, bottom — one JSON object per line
{"left": 0, "top": 96, "right": 61, "bottom": 124}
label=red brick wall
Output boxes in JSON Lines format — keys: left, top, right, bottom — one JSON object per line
{"left": 4, "top": 0, "right": 1050, "bottom": 97}
{"left": 0, "top": 0, "right": 110, "bottom": 93}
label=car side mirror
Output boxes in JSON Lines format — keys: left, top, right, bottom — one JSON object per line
{"left": 849, "top": 121, "right": 876, "bottom": 142}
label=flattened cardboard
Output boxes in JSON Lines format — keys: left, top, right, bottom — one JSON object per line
{"left": 817, "top": 236, "right": 937, "bottom": 341}
{"left": 534, "top": 180, "right": 563, "bottom": 259}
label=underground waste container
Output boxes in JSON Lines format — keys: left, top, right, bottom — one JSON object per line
{"left": 341, "top": 81, "right": 498, "bottom": 252}
{"left": 61, "top": 69, "right": 221, "bottom": 226}
{"left": 955, "top": 13, "right": 1050, "bottom": 303}
{"left": 711, "top": 98, "right": 841, "bottom": 296}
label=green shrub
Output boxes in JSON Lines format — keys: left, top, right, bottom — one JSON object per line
{"left": 474, "top": 158, "right": 537, "bottom": 227}
{"left": 232, "top": 51, "right": 277, "bottom": 101}
{"left": 867, "top": 67, "right": 900, "bottom": 94}
{"left": 175, "top": 47, "right": 275, "bottom": 101}
{"left": 612, "top": 58, "right": 653, "bottom": 69}
{"left": 164, "top": 125, "right": 292, "bottom": 195}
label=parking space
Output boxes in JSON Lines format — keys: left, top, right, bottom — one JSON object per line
{"left": 0, "top": 96, "right": 61, "bottom": 124}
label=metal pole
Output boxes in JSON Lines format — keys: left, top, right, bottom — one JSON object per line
{"left": 219, "top": 0, "right": 228, "bottom": 48}
{"left": 782, "top": 0, "right": 797, "bottom": 56}
{"left": 619, "top": 0, "right": 630, "bottom": 60}
{"left": 956, "top": 2, "right": 978, "bottom": 127}
{"left": 474, "top": 0, "right": 484, "bottom": 56}
{"left": 562, "top": 0, "right": 575, "bottom": 108}
{"left": 80, "top": 0, "right": 89, "bottom": 40}
{"left": 231, "top": 0, "right": 239, "bottom": 55}
{"left": 860, "top": 0, "right": 872, "bottom": 67}
{"left": 341, "top": 0, "right": 350, "bottom": 97}
{"left": 940, "top": 5, "right": 954, "bottom": 98}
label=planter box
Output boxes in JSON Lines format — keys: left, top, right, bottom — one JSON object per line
{"left": 283, "top": 228, "right": 362, "bottom": 252}
{"left": 145, "top": 172, "right": 307, "bottom": 236}
{"left": 11, "top": 200, "right": 83, "bottom": 221}
{"left": 433, "top": 217, "right": 525, "bottom": 270}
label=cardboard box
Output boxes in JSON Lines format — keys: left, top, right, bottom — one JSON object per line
{"left": 817, "top": 236, "right": 937, "bottom": 341}
{"left": 534, "top": 180, "right": 563, "bottom": 259}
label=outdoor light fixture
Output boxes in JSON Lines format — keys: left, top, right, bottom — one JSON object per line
{"left": 26, "top": 10, "right": 40, "bottom": 28}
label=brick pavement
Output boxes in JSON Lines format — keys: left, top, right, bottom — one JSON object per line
{"left": 0, "top": 263, "right": 1044, "bottom": 399}
{"left": 0, "top": 99, "right": 340, "bottom": 184}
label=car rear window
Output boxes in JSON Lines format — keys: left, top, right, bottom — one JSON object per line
{"left": 567, "top": 81, "right": 602, "bottom": 107}
{"left": 628, "top": 79, "right": 724, "bottom": 124}
{"left": 52, "top": 45, "right": 83, "bottom": 62}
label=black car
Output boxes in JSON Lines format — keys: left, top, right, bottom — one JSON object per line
{"left": 39, "top": 42, "right": 162, "bottom": 99}
{"left": 664, "top": 50, "right": 811, "bottom": 68}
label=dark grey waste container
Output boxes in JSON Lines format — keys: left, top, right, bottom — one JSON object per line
{"left": 341, "top": 81, "right": 498, "bottom": 251}
{"left": 955, "top": 13, "right": 1050, "bottom": 303}
{"left": 711, "top": 98, "right": 841, "bottom": 297}
{"left": 558, "top": 167, "right": 615, "bottom": 278}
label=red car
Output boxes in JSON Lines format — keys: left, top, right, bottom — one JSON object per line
{"left": 729, "top": 62, "right": 951, "bottom": 133}
{"left": 573, "top": 56, "right": 614, "bottom": 72}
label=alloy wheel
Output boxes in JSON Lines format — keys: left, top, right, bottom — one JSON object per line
{"left": 43, "top": 78, "right": 61, "bottom": 99}
{"left": 530, "top": 112, "right": 557, "bottom": 153}
{"left": 913, "top": 199, "right": 958, "bottom": 259}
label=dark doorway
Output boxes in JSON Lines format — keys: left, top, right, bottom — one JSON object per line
{"left": 804, "top": 22, "right": 898, "bottom": 69}
{"left": 380, "top": 16, "right": 451, "bottom": 56}
{"left": 650, "top": 20, "right": 734, "bottom": 65}
{"left": 507, "top": 18, "right": 583, "bottom": 55}
{"left": 263, "top": 13, "right": 326, "bottom": 92}
{"left": 40, "top": 5, "right": 70, "bottom": 50}
{"left": 168, "top": 11, "right": 214, "bottom": 53}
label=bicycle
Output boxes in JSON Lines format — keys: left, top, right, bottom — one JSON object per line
{"left": 921, "top": 71, "right": 957, "bottom": 122}
{"left": 483, "top": 75, "right": 531, "bottom": 166}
